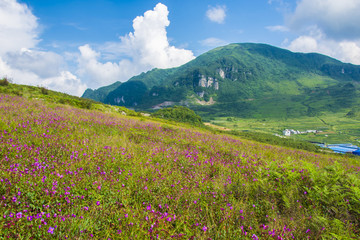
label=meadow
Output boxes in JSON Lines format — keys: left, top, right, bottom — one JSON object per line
{"left": 210, "top": 113, "right": 360, "bottom": 145}
{"left": 0, "top": 93, "right": 360, "bottom": 239}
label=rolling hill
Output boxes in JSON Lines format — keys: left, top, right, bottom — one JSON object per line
{"left": 82, "top": 43, "right": 360, "bottom": 119}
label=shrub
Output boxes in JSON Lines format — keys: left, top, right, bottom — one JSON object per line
{"left": 152, "top": 105, "right": 203, "bottom": 126}
{"left": 40, "top": 87, "right": 49, "bottom": 95}
{"left": 0, "top": 77, "right": 10, "bottom": 86}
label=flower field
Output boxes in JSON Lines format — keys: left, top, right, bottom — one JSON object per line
{"left": 0, "top": 93, "right": 359, "bottom": 239}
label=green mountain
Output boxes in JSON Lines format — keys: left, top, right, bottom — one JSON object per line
{"left": 82, "top": 43, "right": 360, "bottom": 118}
{"left": 82, "top": 81, "right": 122, "bottom": 102}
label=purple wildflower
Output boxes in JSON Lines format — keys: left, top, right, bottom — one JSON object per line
{"left": 48, "top": 227, "right": 54, "bottom": 234}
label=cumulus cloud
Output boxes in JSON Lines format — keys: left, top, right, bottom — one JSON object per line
{"left": 0, "top": 0, "right": 86, "bottom": 96}
{"left": 288, "top": 36, "right": 360, "bottom": 65}
{"left": 4, "top": 49, "right": 65, "bottom": 78}
{"left": 0, "top": 57, "right": 86, "bottom": 96}
{"left": 288, "top": 0, "right": 360, "bottom": 40}
{"left": 206, "top": 5, "right": 226, "bottom": 24}
{"left": 1, "top": 1, "right": 194, "bottom": 96}
{"left": 283, "top": 0, "right": 360, "bottom": 65}
{"left": 77, "top": 44, "right": 138, "bottom": 89}
{"left": 77, "top": 3, "right": 195, "bottom": 88}
{"left": 0, "top": 0, "right": 39, "bottom": 55}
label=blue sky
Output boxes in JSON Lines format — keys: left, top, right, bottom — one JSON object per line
{"left": 1, "top": 0, "right": 360, "bottom": 96}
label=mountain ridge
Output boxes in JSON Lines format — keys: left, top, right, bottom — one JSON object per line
{"left": 82, "top": 43, "right": 360, "bottom": 118}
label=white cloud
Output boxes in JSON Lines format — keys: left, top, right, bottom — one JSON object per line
{"left": 0, "top": 0, "right": 39, "bottom": 55}
{"left": 0, "top": 0, "right": 87, "bottom": 96}
{"left": 206, "top": 5, "right": 226, "bottom": 24}
{"left": 4, "top": 49, "right": 65, "bottom": 78}
{"left": 283, "top": 0, "right": 360, "bottom": 65}
{"left": 1, "top": 1, "right": 194, "bottom": 96}
{"left": 77, "top": 3, "right": 195, "bottom": 89}
{"left": 288, "top": 36, "right": 318, "bottom": 53}
{"left": 0, "top": 57, "right": 86, "bottom": 96}
{"left": 288, "top": 0, "right": 360, "bottom": 40}
{"left": 288, "top": 36, "right": 360, "bottom": 65}
{"left": 200, "top": 38, "right": 228, "bottom": 48}
{"left": 77, "top": 44, "right": 137, "bottom": 89}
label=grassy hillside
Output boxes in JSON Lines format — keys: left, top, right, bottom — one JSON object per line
{"left": 0, "top": 79, "right": 139, "bottom": 116}
{"left": 1, "top": 85, "right": 360, "bottom": 239}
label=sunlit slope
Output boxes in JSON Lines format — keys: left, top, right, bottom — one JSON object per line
{"left": 1, "top": 92, "right": 359, "bottom": 239}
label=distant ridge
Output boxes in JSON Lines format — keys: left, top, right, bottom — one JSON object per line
{"left": 82, "top": 43, "right": 360, "bottom": 118}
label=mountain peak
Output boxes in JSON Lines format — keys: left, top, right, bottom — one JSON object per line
{"left": 82, "top": 43, "right": 360, "bottom": 119}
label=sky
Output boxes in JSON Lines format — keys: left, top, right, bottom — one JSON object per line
{"left": 1, "top": 0, "right": 360, "bottom": 96}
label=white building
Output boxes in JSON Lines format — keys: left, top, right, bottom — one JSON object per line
{"left": 283, "top": 129, "right": 291, "bottom": 136}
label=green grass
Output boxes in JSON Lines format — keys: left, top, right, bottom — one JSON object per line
{"left": 209, "top": 112, "right": 360, "bottom": 145}
{"left": 1, "top": 82, "right": 360, "bottom": 239}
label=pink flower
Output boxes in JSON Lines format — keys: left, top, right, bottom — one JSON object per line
{"left": 48, "top": 227, "right": 54, "bottom": 234}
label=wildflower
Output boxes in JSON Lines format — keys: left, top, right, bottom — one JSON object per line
{"left": 16, "top": 212, "right": 23, "bottom": 219}
{"left": 27, "top": 216, "right": 33, "bottom": 221}
{"left": 252, "top": 234, "right": 259, "bottom": 240}
{"left": 48, "top": 227, "right": 54, "bottom": 234}
{"left": 202, "top": 226, "right": 208, "bottom": 232}
{"left": 125, "top": 214, "right": 128, "bottom": 218}
{"left": 96, "top": 201, "right": 100, "bottom": 206}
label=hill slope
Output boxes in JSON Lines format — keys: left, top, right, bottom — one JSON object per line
{"left": 1, "top": 89, "right": 360, "bottom": 238}
{"left": 82, "top": 43, "right": 360, "bottom": 118}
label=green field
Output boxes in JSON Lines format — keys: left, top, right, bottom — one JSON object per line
{"left": 209, "top": 112, "right": 360, "bottom": 145}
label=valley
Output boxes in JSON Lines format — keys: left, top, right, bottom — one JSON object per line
{"left": 208, "top": 111, "right": 360, "bottom": 145}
